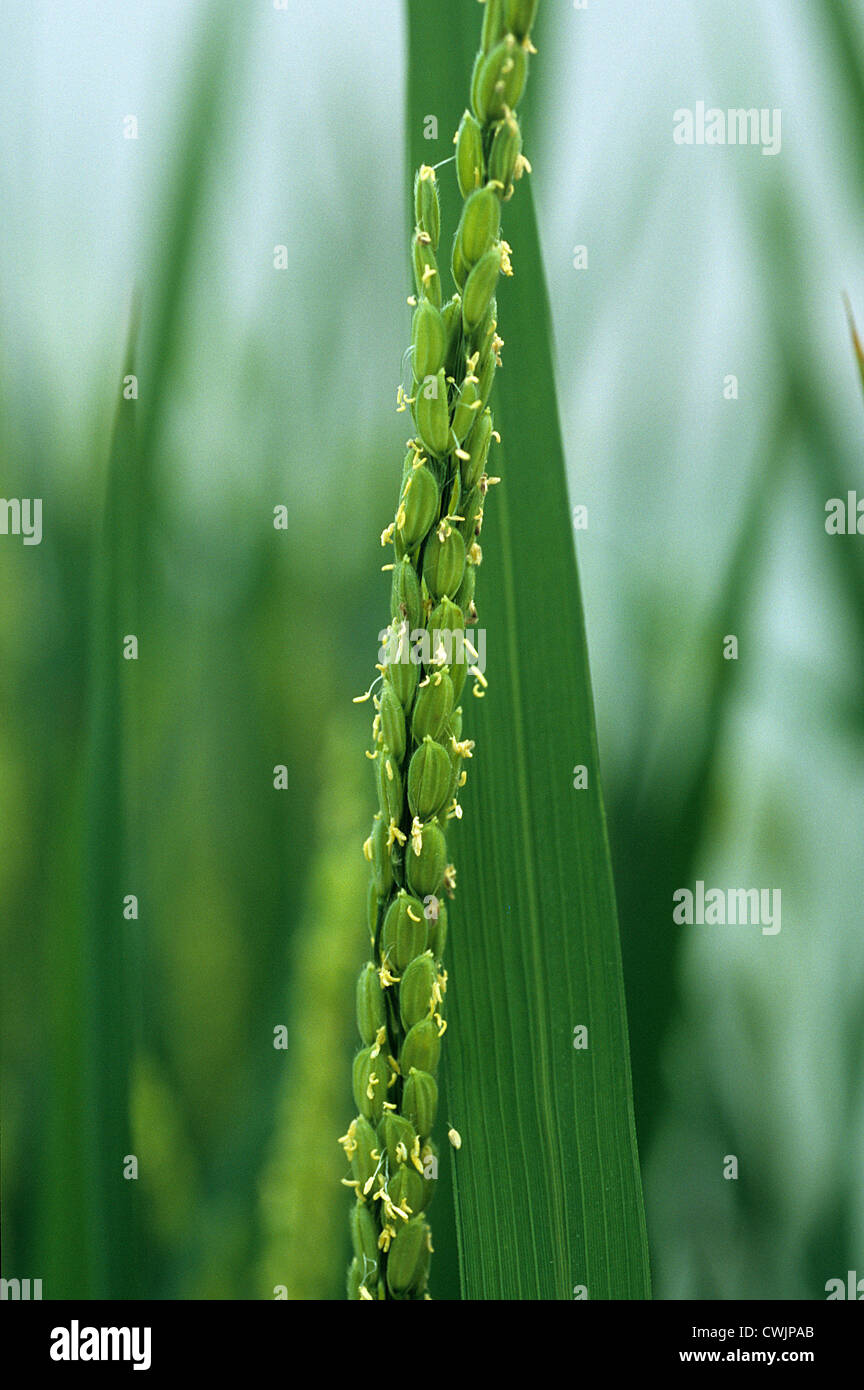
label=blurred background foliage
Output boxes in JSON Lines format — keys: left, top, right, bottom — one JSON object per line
{"left": 1, "top": 0, "right": 862, "bottom": 1299}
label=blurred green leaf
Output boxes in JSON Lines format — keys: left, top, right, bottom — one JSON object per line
{"left": 816, "top": 1, "right": 864, "bottom": 188}
{"left": 76, "top": 303, "right": 144, "bottom": 1298}
{"left": 613, "top": 397, "right": 794, "bottom": 1147}
{"left": 137, "top": 0, "right": 250, "bottom": 493}
{"left": 758, "top": 190, "right": 864, "bottom": 676}
{"left": 844, "top": 295, "right": 864, "bottom": 403}
{"left": 407, "top": 0, "right": 650, "bottom": 1300}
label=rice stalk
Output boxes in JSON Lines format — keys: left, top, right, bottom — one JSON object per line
{"left": 340, "top": 0, "right": 541, "bottom": 1301}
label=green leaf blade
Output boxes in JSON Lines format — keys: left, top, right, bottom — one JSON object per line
{"left": 406, "top": 1, "right": 650, "bottom": 1300}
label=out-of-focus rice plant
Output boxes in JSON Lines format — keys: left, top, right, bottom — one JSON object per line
{"left": 1, "top": 0, "right": 862, "bottom": 1298}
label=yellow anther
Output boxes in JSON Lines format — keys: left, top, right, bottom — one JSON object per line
{"left": 378, "top": 961, "right": 400, "bottom": 989}
{"left": 410, "top": 817, "right": 424, "bottom": 855}
{"left": 387, "top": 819, "right": 407, "bottom": 848}
{"left": 338, "top": 1126, "right": 357, "bottom": 1159}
